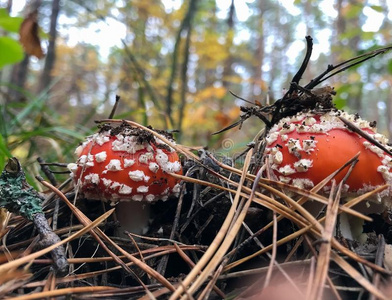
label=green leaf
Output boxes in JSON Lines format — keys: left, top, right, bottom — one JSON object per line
{"left": 0, "top": 134, "right": 12, "bottom": 172}
{"left": 10, "top": 95, "right": 46, "bottom": 129}
{"left": 0, "top": 135, "right": 12, "bottom": 157}
{"left": 0, "top": 37, "right": 24, "bottom": 69}
{"left": 51, "top": 127, "right": 87, "bottom": 140}
{"left": 370, "top": 5, "right": 383, "bottom": 13}
{"left": 0, "top": 8, "right": 9, "bottom": 18}
{"left": 361, "top": 31, "right": 375, "bottom": 41}
{"left": 0, "top": 9, "right": 23, "bottom": 33}
{"left": 345, "top": 4, "right": 363, "bottom": 19}
{"left": 333, "top": 97, "right": 347, "bottom": 110}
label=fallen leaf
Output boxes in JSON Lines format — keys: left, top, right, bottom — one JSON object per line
{"left": 19, "top": 10, "right": 44, "bottom": 59}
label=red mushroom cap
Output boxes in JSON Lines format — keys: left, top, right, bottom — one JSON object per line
{"left": 264, "top": 110, "right": 392, "bottom": 200}
{"left": 68, "top": 124, "right": 182, "bottom": 204}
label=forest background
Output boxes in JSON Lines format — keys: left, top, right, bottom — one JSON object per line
{"left": 1, "top": 0, "right": 392, "bottom": 186}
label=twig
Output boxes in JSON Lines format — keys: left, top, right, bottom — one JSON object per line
{"left": 331, "top": 252, "right": 388, "bottom": 300}
{"left": 0, "top": 208, "right": 113, "bottom": 275}
{"left": 173, "top": 244, "right": 225, "bottom": 299}
{"left": 290, "top": 36, "right": 313, "bottom": 87}
{"left": 338, "top": 115, "right": 392, "bottom": 157}
{"left": 369, "top": 234, "right": 386, "bottom": 300}
{"left": 37, "top": 177, "right": 176, "bottom": 292}
{"left": 197, "top": 259, "right": 225, "bottom": 300}
{"left": 155, "top": 184, "right": 186, "bottom": 279}
{"left": 107, "top": 95, "right": 120, "bottom": 119}
{"left": 169, "top": 151, "right": 253, "bottom": 299}
{"left": 264, "top": 210, "right": 278, "bottom": 288}
{"left": 307, "top": 180, "right": 340, "bottom": 300}
{"left": 37, "top": 157, "right": 57, "bottom": 186}
{"left": 0, "top": 158, "right": 68, "bottom": 275}
{"left": 305, "top": 45, "right": 392, "bottom": 89}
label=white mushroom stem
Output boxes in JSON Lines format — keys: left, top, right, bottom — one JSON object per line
{"left": 115, "top": 201, "right": 151, "bottom": 237}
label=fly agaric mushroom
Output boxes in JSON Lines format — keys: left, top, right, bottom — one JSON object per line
{"left": 68, "top": 122, "right": 182, "bottom": 235}
{"left": 264, "top": 110, "right": 392, "bottom": 203}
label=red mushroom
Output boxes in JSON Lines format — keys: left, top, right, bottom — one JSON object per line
{"left": 68, "top": 123, "right": 182, "bottom": 235}
{"left": 263, "top": 110, "right": 392, "bottom": 202}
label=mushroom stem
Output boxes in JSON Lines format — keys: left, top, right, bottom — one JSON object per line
{"left": 115, "top": 201, "right": 151, "bottom": 237}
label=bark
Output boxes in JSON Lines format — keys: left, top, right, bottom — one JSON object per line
{"left": 165, "top": 0, "right": 197, "bottom": 126}
{"left": 177, "top": 18, "right": 193, "bottom": 141}
{"left": 8, "top": 54, "right": 30, "bottom": 103}
{"left": 252, "top": 0, "right": 266, "bottom": 97}
{"left": 37, "top": 0, "right": 60, "bottom": 94}
{"left": 6, "top": 0, "right": 12, "bottom": 13}
{"left": 7, "top": 0, "right": 42, "bottom": 102}
{"left": 222, "top": 0, "right": 235, "bottom": 89}
{"left": 333, "top": 0, "right": 345, "bottom": 66}
{"left": 333, "top": 0, "right": 363, "bottom": 113}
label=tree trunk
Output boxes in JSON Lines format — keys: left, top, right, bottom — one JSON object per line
{"left": 333, "top": 0, "right": 345, "bottom": 65}
{"left": 165, "top": 0, "right": 197, "bottom": 127}
{"left": 333, "top": 0, "right": 362, "bottom": 113}
{"left": 222, "top": 0, "right": 235, "bottom": 90}
{"left": 177, "top": 18, "right": 193, "bottom": 141}
{"left": 6, "top": 0, "right": 12, "bottom": 13}
{"left": 37, "top": 0, "right": 60, "bottom": 94}
{"left": 252, "top": 0, "right": 265, "bottom": 98}
{"left": 8, "top": 54, "right": 30, "bottom": 103}
{"left": 7, "top": 0, "right": 43, "bottom": 103}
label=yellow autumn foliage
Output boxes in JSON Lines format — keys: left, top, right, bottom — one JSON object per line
{"left": 194, "top": 86, "right": 227, "bottom": 103}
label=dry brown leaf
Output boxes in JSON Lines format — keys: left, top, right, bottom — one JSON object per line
{"left": 19, "top": 11, "right": 44, "bottom": 59}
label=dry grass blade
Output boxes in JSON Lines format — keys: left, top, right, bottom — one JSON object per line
{"left": 223, "top": 164, "right": 390, "bottom": 275}
{"left": 197, "top": 262, "right": 224, "bottom": 300}
{"left": 239, "top": 173, "right": 381, "bottom": 263}
{"left": 39, "top": 178, "right": 144, "bottom": 276}
{"left": 12, "top": 286, "right": 118, "bottom": 300}
{"left": 224, "top": 185, "right": 390, "bottom": 273}
{"left": 307, "top": 182, "right": 340, "bottom": 300}
{"left": 210, "top": 152, "right": 372, "bottom": 221}
{"left": 182, "top": 153, "right": 258, "bottom": 298}
{"left": 173, "top": 243, "right": 225, "bottom": 299}
{"left": 0, "top": 209, "right": 114, "bottom": 274}
{"left": 169, "top": 150, "right": 253, "bottom": 300}
{"left": 40, "top": 179, "right": 176, "bottom": 292}
{"left": 98, "top": 119, "right": 200, "bottom": 162}
{"left": 265, "top": 183, "right": 389, "bottom": 274}
{"left": 369, "top": 235, "right": 386, "bottom": 300}
{"left": 331, "top": 251, "right": 389, "bottom": 300}
{"left": 223, "top": 222, "right": 313, "bottom": 271}
{"left": 264, "top": 210, "right": 278, "bottom": 288}
{"left": 219, "top": 259, "right": 312, "bottom": 280}
{"left": 0, "top": 268, "right": 31, "bottom": 286}
{"left": 338, "top": 115, "right": 392, "bottom": 157}
{"left": 24, "top": 246, "right": 205, "bottom": 290}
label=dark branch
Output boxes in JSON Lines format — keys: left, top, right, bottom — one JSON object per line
{"left": 291, "top": 36, "right": 313, "bottom": 86}
{"left": 108, "top": 95, "right": 120, "bottom": 119}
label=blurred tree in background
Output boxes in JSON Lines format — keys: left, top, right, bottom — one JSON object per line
{"left": 1, "top": 0, "right": 392, "bottom": 178}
